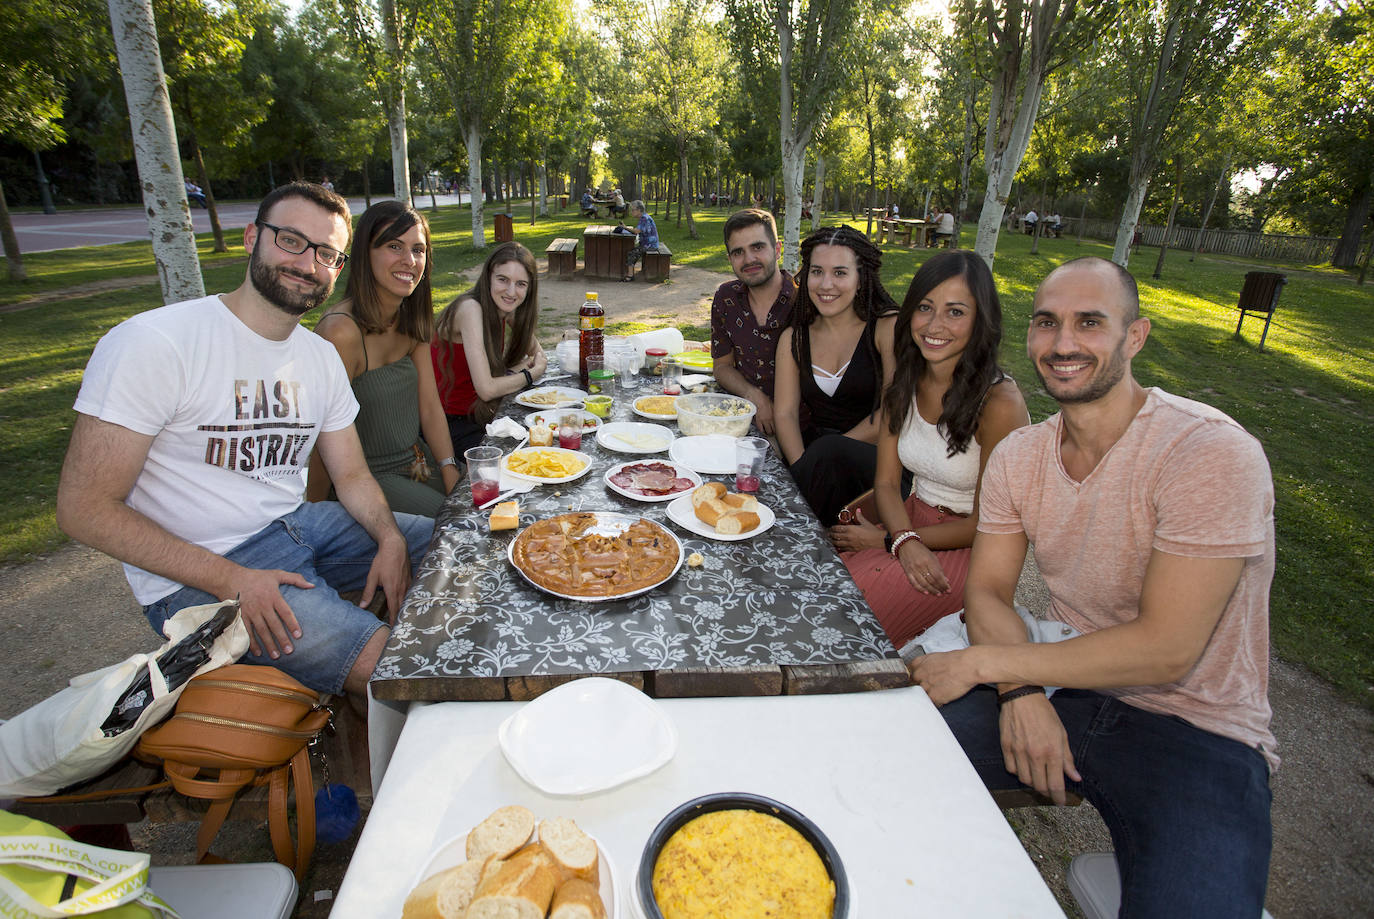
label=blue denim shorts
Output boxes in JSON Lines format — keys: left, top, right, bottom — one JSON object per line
{"left": 143, "top": 501, "right": 434, "bottom": 694}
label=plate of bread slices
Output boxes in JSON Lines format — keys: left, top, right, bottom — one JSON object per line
{"left": 666, "top": 482, "right": 775, "bottom": 540}
{"left": 403, "top": 805, "right": 615, "bottom": 919}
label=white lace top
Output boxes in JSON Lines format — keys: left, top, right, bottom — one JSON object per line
{"left": 896, "top": 401, "right": 981, "bottom": 515}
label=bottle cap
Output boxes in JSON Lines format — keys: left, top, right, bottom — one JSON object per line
{"left": 585, "top": 292, "right": 599, "bottom": 300}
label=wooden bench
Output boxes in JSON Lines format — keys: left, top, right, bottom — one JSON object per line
{"left": 545, "top": 238, "right": 578, "bottom": 279}
{"left": 641, "top": 243, "right": 672, "bottom": 282}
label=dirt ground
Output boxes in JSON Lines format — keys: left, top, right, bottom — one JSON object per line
{"left": 3, "top": 260, "right": 1371, "bottom": 917}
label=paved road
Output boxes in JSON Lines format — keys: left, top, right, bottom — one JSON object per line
{"left": 10, "top": 193, "right": 468, "bottom": 253}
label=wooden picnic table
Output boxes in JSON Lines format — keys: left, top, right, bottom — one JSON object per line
{"left": 370, "top": 373, "right": 905, "bottom": 703}
{"left": 583, "top": 225, "right": 636, "bottom": 279}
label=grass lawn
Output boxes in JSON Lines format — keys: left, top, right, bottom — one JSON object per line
{"left": 2, "top": 200, "right": 1370, "bottom": 707}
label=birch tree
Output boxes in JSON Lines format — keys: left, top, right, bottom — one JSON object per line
{"left": 108, "top": 0, "right": 204, "bottom": 303}
{"left": 725, "top": 0, "right": 870, "bottom": 270}
{"left": 1109, "top": 0, "right": 1264, "bottom": 266}
{"left": 958, "top": 0, "right": 1112, "bottom": 266}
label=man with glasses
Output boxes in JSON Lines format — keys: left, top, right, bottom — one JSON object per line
{"left": 57, "top": 182, "right": 433, "bottom": 699}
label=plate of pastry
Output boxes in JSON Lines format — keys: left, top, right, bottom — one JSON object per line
{"left": 508, "top": 512, "right": 683, "bottom": 600}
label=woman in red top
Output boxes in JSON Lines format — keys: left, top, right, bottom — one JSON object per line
{"left": 432, "top": 242, "right": 547, "bottom": 456}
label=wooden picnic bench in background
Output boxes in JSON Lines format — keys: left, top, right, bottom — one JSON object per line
{"left": 641, "top": 243, "right": 672, "bottom": 282}
{"left": 545, "top": 237, "right": 578, "bottom": 279}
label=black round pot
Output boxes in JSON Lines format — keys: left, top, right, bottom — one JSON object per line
{"left": 635, "top": 791, "right": 850, "bottom": 918}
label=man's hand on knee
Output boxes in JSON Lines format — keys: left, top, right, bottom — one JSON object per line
{"left": 360, "top": 533, "right": 412, "bottom": 624}
{"left": 998, "top": 694, "right": 1081, "bottom": 805}
{"left": 227, "top": 566, "right": 311, "bottom": 659}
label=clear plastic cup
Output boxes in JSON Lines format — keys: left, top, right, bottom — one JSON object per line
{"left": 735, "top": 436, "right": 768, "bottom": 493}
{"left": 558, "top": 410, "right": 584, "bottom": 449}
{"left": 464, "top": 446, "right": 502, "bottom": 507}
{"left": 662, "top": 358, "right": 683, "bottom": 395}
{"left": 587, "top": 356, "right": 616, "bottom": 397}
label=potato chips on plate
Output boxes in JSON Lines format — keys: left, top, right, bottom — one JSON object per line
{"left": 502, "top": 447, "right": 592, "bottom": 484}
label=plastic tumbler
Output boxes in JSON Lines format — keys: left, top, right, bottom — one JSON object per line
{"left": 587, "top": 356, "right": 616, "bottom": 397}
{"left": 465, "top": 446, "right": 502, "bottom": 507}
{"left": 735, "top": 436, "right": 767, "bottom": 493}
{"left": 558, "top": 410, "right": 584, "bottom": 449}
{"left": 662, "top": 358, "right": 683, "bottom": 395}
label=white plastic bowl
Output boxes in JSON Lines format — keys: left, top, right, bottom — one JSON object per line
{"left": 675, "top": 393, "right": 756, "bottom": 437}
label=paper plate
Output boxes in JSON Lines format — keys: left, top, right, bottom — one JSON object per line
{"left": 668, "top": 434, "right": 738, "bottom": 475}
{"left": 499, "top": 677, "right": 677, "bottom": 796}
{"left": 410, "top": 827, "right": 618, "bottom": 918}
{"left": 597, "top": 422, "right": 674, "bottom": 454}
{"left": 501, "top": 447, "right": 593, "bottom": 484}
{"left": 514, "top": 386, "right": 588, "bottom": 409}
{"left": 631, "top": 395, "right": 679, "bottom": 421}
{"left": 665, "top": 493, "right": 775, "bottom": 541}
{"left": 670, "top": 350, "right": 714, "bottom": 372}
{"left": 604, "top": 461, "right": 701, "bottom": 503}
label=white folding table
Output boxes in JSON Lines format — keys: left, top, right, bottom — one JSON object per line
{"left": 333, "top": 686, "right": 1065, "bottom": 917}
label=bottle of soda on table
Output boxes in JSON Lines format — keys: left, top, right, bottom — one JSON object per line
{"left": 578, "top": 291, "right": 603, "bottom": 390}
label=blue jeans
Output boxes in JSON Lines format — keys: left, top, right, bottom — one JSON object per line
{"left": 143, "top": 502, "right": 434, "bottom": 694}
{"left": 942, "top": 687, "right": 1272, "bottom": 918}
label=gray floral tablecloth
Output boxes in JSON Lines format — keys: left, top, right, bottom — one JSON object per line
{"left": 373, "top": 373, "right": 897, "bottom": 699}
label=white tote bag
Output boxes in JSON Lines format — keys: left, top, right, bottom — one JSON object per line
{"left": 0, "top": 601, "right": 249, "bottom": 799}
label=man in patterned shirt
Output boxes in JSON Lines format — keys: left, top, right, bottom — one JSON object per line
{"left": 710, "top": 209, "right": 797, "bottom": 435}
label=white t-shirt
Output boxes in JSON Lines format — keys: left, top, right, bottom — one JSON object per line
{"left": 1025, "top": 210, "right": 1039, "bottom": 222}
{"left": 936, "top": 212, "right": 955, "bottom": 234}
{"left": 74, "top": 295, "right": 358, "bottom": 604}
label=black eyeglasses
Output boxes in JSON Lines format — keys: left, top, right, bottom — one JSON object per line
{"left": 256, "top": 222, "right": 349, "bottom": 269}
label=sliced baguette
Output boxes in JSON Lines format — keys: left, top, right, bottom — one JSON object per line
{"left": 466, "top": 805, "right": 536, "bottom": 862}
{"left": 721, "top": 492, "right": 758, "bottom": 511}
{"left": 550, "top": 878, "right": 607, "bottom": 919}
{"left": 690, "top": 482, "right": 727, "bottom": 508}
{"left": 538, "top": 816, "right": 599, "bottom": 885}
{"left": 402, "top": 856, "right": 490, "bottom": 919}
{"left": 715, "top": 510, "right": 760, "bottom": 535}
{"left": 694, "top": 498, "right": 732, "bottom": 527}
{"left": 466, "top": 844, "right": 558, "bottom": 919}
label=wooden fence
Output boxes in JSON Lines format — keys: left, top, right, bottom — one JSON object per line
{"left": 1073, "top": 218, "right": 1357, "bottom": 264}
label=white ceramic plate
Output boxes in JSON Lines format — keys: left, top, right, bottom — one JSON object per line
{"left": 603, "top": 460, "right": 701, "bottom": 503}
{"left": 523, "top": 409, "right": 602, "bottom": 434}
{"left": 631, "top": 395, "right": 679, "bottom": 421}
{"left": 499, "top": 677, "right": 677, "bottom": 796}
{"left": 668, "top": 434, "right": 739, "bottom": 475}
{"left": 514, "top": 386, "right": 588, "bottom": 409}
{"left": 665, "top": 493, "right": 775, "bottom": 541}
{"left": 501, "top": 447, "right": 593, "bottom": 484}
{"left": 409, "top": 827, "right": 618, "bottom": 918}
{"left": 597, "top": 422, "right": 674, "bottom": 454}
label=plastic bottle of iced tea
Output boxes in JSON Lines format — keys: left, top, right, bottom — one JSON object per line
{"left": 578, "top": 291, "right": 604, "bottom": 390}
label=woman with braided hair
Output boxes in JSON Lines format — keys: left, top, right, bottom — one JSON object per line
{"left": 774, "top": 226, "right": 898, "bottom": 525}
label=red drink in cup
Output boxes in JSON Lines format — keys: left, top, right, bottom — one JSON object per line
{"left": 736, "top": 471, "right": 761, "bottom": 493}
{"left": 471, "top": 479, "right": 501, "bottom": 506}
{"left": 558, "top": 411, "right": 583, "bottom": 450}
{"left": 735, "top": 436, "right": 767, "bottom": 493}
{"left": 463, "top": 445, "right": 502, "bottom": 508}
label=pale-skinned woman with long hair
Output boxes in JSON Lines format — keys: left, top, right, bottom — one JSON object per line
{"left": 432, "top": 242, "right": 548, "bottom": 457}
{"left": 830, "top": 249, "right": 1030, "bottom": 653}
{"left": 307, "top": 200, "right": 457, "bottom": 517}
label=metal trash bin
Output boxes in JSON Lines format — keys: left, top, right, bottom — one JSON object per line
{"left": 1235, "top": 271, "right": 1286, "bottom": 350}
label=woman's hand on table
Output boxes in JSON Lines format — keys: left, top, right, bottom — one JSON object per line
{"left": 898, "top": 538, "right": 950, "bottom": 594}
{"left": 828, "top": 508, "right": 885, "bottom": 553}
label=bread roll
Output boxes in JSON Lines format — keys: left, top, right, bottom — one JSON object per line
{"left": 694, "top": 498, "right": 731, "bottom": 527}
{"left": 466, "top": 844, "right": 558, "bottom": 919}
{"left": 539, "top": 816, "right": 599, "bottom": 885}
{"left": 466, "top": 805, "right": 535, "bottom": 862}
{"left": 721, "top": 492, "right": 758, "bottom": 511}
{"left": 550, "top": 878, "right": 607, "bottom": 919}
{"left": 690, "top": 482, "right": 727, "bottom": 508}
{"left": 489, "top": 500, "right": 520, "bottom": 531}
{"left": 402, "top": 856, "right": 490, "bottom": 919}
{"left": 715, "top": 511, "right": 760, "bottom": 535}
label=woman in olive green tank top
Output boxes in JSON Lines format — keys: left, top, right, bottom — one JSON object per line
{"left": 306, "top": 201, "right": 458, "bottom": 517}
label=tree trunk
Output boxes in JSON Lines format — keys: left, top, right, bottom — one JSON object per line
{"left": 780, "top": 133, "right": 808, "bottom": 273}
{"left": 381, "top": 0, "right": 410, "bottom": 202}
{"left": 1332, "top": 167, "right": 1373, "bottom": 268}
{"left": 812, "top": 154, "right": 826, "bottom": 231}
{"left": 0, "top": 178, "right": 26, "bottom": 282}
{"left": 33, "top": 151, "right": 56, "bottom": 215}
{"left": 189, "top": 134, "right": 227, "bottom": 253}
{"left": 974, "top": 69, "right": 1046, "bottom": 267}
{"left": 537, "top": 160, "right": 548, "bottom": 219}
{"left": 107, "top": 0, "right": 203, "bottom": 303}
{"left": 1113, "top": 172, "right": 1151, "bottom": 269}
{"left": 679, "top": 146, "right": 698, "bottom": 239}
{"left": 362, "top": 155, "right": 372, "bottom": 208}
{"left": 1076, "top": 188, "right": 1089, "bottom": 246}
{"left": 465, "top": 122, "right": 485, "bottom": 248}
{"left": 1191, "top": 151, "right": 1231, "bottom": 262}
{"left": 1153, "top": 160, "right": 1184, "bottom": 279}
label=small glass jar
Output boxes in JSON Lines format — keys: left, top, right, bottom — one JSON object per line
{"left": 645, "top": 347, "right": 668, "bottom": 374}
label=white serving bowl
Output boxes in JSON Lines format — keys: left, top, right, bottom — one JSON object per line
{"left": 674, "top": 393, "right": 756, "bottom": 437}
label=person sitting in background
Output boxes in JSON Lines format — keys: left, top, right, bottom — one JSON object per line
{"left": 775, "top": 226, "right": 899, "bottom": 527}
{"left": 1023, "top": 209, "right": 1039, "bottom": 235}
{"left": 308, "top": 201, "right": 458, "bottom": 517}
{"left": 830, "top": 250, "right": 1028, "bottom": 653}
{"left": 1046, "top": 213, "right": 1063, "bottom": 237}
{"left": 622, "top": 200, "right": 659, "bottom": 282}
{"left": 184, "top": 180, "right": 207, "bottom": 208}
{"left": 580, "top": 189, "right": 596, "bottom": 218}
{"left": 612, "top": 188, "right": 627, "bottom": 218}
{"left": 711, "top": 209, "right": 797, "bottom": 436}
{"left": 432, "top": 242, "right": 547, "bottom": 456}
{"left": 934, "top": 206, "right": 956, "bottom": 247}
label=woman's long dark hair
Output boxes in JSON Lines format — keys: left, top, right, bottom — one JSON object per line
{"left": 884, "top": 249, "right": 1005, "bottom": 456}
{"left": 433, "top": 242, "right": 540, "bottom": 422}
{"left": 344, "top": 200, "right": 433, "bottom": 341}
{"left": 789, "top": 226, "right": 897, "bottom": 418}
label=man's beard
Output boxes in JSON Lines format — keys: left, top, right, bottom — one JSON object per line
{"left": 249, "top": 245, "right": 333, "bottom": 316}
{"left": 1034, "top": 337, "right": 1128, "bottom": 405}
{"left": 739, "top": 259, "right": 777, "bottom": 288}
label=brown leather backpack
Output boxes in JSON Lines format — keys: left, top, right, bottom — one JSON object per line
{"left": 135, "top": 664, "right": 331, "bottom": 880}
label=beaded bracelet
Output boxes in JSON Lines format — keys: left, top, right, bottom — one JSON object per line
{"left": 887, "top": 529, "right": 922, "bottom": 558}
{"left": 996, "top": 685, "right": 1046, "bottom": 709}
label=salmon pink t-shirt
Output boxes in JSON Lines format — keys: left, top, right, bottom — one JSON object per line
{"left": 978, "top": 388, "right": 1278, "bottom": 772}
